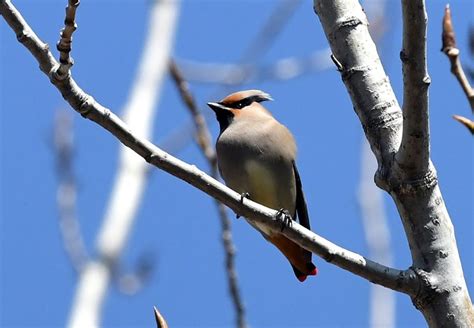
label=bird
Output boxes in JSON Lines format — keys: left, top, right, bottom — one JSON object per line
{"left": 207, "top": 89, "right": 317, "bottom": 282}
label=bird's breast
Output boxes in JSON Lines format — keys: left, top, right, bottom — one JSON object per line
{"left": 216, "top": 121, "right": 297, "bottom": 236}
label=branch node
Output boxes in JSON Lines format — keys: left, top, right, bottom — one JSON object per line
{"left": 410, "top": 267, "right": 439, "bottom": 311}
{"left": 330, "top": 53, "right": 343, "bottom": 71}
{"left": 56, "top": 0, "right": 80, "bottom": 76}
{"left": 390, "top": 167, "right": 438, "bottom": 194}
{"left": 422, "top": 75, "right": 431, "bottom": 87}
{"left": 144, "top": 152, "right": 156, "bottom": 163}
{"left": 341, "top": 64, "right": 371, "bottom": 81}
{"left": 78, "top": 95, "right": 95, "bottom": 117}
{"left": 322, "top": 250, "right": 336, "bottom": 263}
{"left": 441, "top": 4, "right": 457, "bottom": 53}
{"left": 16, "top": 30, "right": 29, "bottom": 43}
{"left": 446, "top": 48, "right": 459, "bottom": 57}
{"left": 334, "top": 16, "right": 366, "bottom": 33}
{"left": 399, "top": 50, "right": 409, "bottom": 63}
{"left": 365, "top": 102, "right": 402, "bottom": 130}
{"left": 50, "top": 65, "right": 69, "bottom": 82}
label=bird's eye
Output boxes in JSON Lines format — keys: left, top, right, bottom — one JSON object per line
{"left": 234, "top": 98, "right": 252, "bottom": 109}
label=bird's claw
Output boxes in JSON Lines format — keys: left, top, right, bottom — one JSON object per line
{"left": 240, "top": 192, "right": 250, "bottom": 203}
{"left": 236, "top": 192, "right": 250, "bottom": 219}
{"left": 276, "top": 208, "right": 292, "bottom": 232}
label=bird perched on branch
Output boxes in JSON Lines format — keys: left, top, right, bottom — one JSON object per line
{"left": 208, "top": 90, "right": 317, "bottom": 282}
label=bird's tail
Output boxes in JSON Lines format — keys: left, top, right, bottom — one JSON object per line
{"left": 268, "top": 234, "right": 317, "bottom": 282}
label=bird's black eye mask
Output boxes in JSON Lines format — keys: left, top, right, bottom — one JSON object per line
{"left": 222, "top": 94, "right": 272, "bottom": 110}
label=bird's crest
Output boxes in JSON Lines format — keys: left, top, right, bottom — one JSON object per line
{"left": 219, "top": 90, "right": 273, "bottom": 109}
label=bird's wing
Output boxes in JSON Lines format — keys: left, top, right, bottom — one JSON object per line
{"left": 293, "top": 161, "right": 311, "bottom": 230}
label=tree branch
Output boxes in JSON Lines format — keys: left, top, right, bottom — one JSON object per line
{"left": 452, "top": 114, "right": 474, "bottom": 134}
{"left": 153, "top": 306, "right": 169, "bottom": 328}
{"left": 169, "top": 60, "right": 247, "bottom": 328}
{"left": 313, "top": 0, "right": 474, "bottom": 326}
{"left": 174, "top": 49, "right": 333, "bottom": 85}
{"left": 56, "top": 0, "right": 79, "bottom": 77}
{"left": 441, "top": 4, "right": 474, "bottom": 134}
{"left": 0, "top": 0, "right": 418, "bottom": 297}
{"left": 397, "top": 0, "right": 431, "bottom": 178}
{"left": 54, "top": 110, "right": 89, "bottom": 273}
{"left": 313, "top": 0, "right": 403, "bottom": 190}
{"left": 441, "top": 4, "right": 474, "bottom": 111}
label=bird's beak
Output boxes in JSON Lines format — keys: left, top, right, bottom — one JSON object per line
{"left": 207, "top": 102, "right": 230, "bottom": 113}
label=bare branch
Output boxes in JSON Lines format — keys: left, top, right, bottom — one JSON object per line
{"left": 441, "top": 4, "right": 474, "bottom": 112}
{"left": 175, "top": 49, "right": 333, "bottom": 85}
{"left": 314, "top": 0, "right": 474, "bottom": 325}
{"left": 397, "top": 0, "right": 431, "bottom": 178}
{"left": 452, "top": 114, "right": 474, "bottom": 134}
{"left": 56, "top": 0, "right": 80, "bottom": 77}
{"left": 116, "top": 252, "right": 154, "bottom": 295}
{"left": 54, "top": 110, "right": 89, "bottom": 273}
{"left": 169, "top": 60, "right": 216, "bottom": 165}
{"left": 169, "top": 60, "right": 247, "bottom": 328}
{"left": 237, "top": 0, "right": 302, "bottom": 65}
{"left": 313, "top": 0, "right": 403, "bottom": 187}
{"left": 0, "top": 0, "right": 419, "bottom": 297}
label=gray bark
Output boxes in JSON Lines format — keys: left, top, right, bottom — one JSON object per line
{"left": 314, "top": 0, "right": 474, "bottom": 326}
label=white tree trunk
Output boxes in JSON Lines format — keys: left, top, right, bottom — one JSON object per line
{"left": 67, "top": 1, "right": 180, "bottom": 327}
{"left": 313, "top": 0, "right": 474, "bottom": 326}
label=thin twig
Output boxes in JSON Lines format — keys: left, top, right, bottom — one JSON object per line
{"left": 54, "top": 110, "right": 89, "bottom": 273}
{"left": 153, "top": 306, "right": 169, "bottom": 328}
{"left": 169, "top": 60, "right": 215, "bottom": 165}
{"left": 237, "top": 0, "right": 302, "bottom": 66}
{"left": 452, "top": 115, "right": 474, "bottom": 134}
{"left": 175, "top": 48, "right": 333, "bottom": 85}
{"left": 441, "top": 4, "right": 474, "bottom": 111}
{"left": 0, "top": 0, "right": 420, "bottom": 297}
{"left": 56, "top": 0, "right": 80, "bottom": 77}
{"left": 397, "top": 0, "right": 431, "bottom": 178}
{"left": 441, "top": 4, "right": 474, "bottom": 133}
{"left": 169, "top": 60, "right": 247, "bottom": 328}
{"left": 117, "top": 253, "right": 154, "bottom": 295}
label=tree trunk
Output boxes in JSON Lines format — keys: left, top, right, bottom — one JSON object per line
{"left": 313, "top": 0, "right": 474, "bottom": 326}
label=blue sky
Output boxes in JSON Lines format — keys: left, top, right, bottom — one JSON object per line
{"left": 1, "top": 0, "right": 473, "bottom": 327}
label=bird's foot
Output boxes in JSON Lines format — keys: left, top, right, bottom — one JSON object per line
{"left": 276, "top": 208, "right": 292, "bottom": 232}
{"left": 236, "top": 192, "right": 250, "bottom": 219}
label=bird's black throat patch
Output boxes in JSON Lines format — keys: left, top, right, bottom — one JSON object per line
{"left": 215, "top": 109, "right": 234, "bottom": 133}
